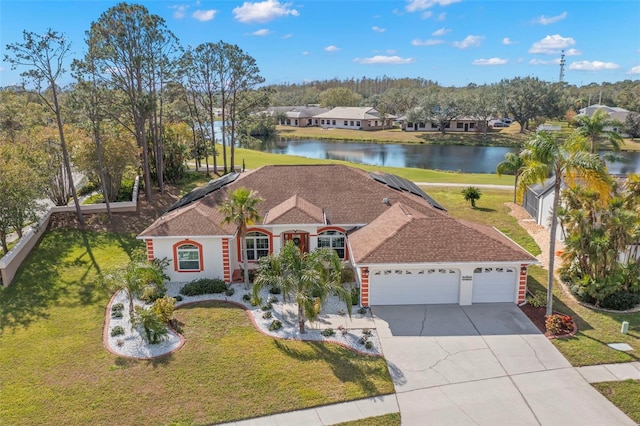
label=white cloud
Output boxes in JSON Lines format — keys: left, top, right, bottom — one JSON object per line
{"left": 192, "top": 10, "right": 216, "bottom": 21}
{"left": 233, "top": 0, "right": 299, "bottom": 24}
{"left": 282, "top": 33, "right": 293, "bottom": 39}
{"left": 0, "top": 67, "right": 5, "bottom": 72}
{"left": 565, "top": 48, "right": 581, "bottom": 56}
{"left": 453, "top": 35, "right": 483, "bottom": 49}
{"left": 406, "top": 0, "right": 461, "bottom": 12}
{"left": 411, "top": 38, "right": 444, "bottom": 46}
{"left": 437, "top": 12, "right": 446, "bottom": 20}
{"left": 502, "top": 37, "right": 516, "bottom": 45}
{"left": 386, "top": 49, "right": 397, "bottom": 54}
{"left": 529, "top": 34, "right": 575, "bottom": 54}
{"left": 251, "top": 29, "right": 270, "bottom": 36}
{"left": 302, "top": 51, "right": 310, "bottom": 56}
{"left": 472, "top": 58, "right": 508, "bottom": 65}
{"left": 421, "top": 11, "right": 433, "bottom": 19}
{"left": 171, "top": 4, "right": 189, "bottom": 19}
{"left": 533, "top": 11, "right": 568, "bottom": 25}
{"left": 432, "top": 28, "right": 450, "bottom": 36}
{"left": 325, "top": 45, "right": 341, "bottom": 52}
{"left": 569, "top": 60, "right": 620, "bottom": 71}
{"left": 628, "top": 65, "right": 640, "bottom": 75}
{"left": 354, "top": 55, "right": 416, "bottom": 65}
{"left": 372, "top": 26, "right": 386, "bottom": 33}
{"left": 529, "top": 58, "right": 560, "bottom": 65}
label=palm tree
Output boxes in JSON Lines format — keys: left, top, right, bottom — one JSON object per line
{"left": 461, "top": 186, "right": 482, "bottom": 207}
{"left": 496, "top": 152, "right": 524, "bottom": 203}
{"left": 518, "top": 131, "right": 610, "bottom": 316}
{"left": 572, "top": 108, "right": 623, "bottom": 153}
{"left": 219, "top": 187, "right": 263, "bottom": 287}
{"left": 253, "top": 241, "right": 352, "bottom": 334}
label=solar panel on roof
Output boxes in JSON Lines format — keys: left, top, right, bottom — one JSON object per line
{"left": 166, "top": 172, "right": 239, "bottom": 212}
{"left": 369, "top": 172, "right": 447, "bottom": 212}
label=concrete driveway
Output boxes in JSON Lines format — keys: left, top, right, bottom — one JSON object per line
{"left": 372, "top": 303, "right": 634, "bottom": 425}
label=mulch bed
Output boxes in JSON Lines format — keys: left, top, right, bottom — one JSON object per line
{"left": 519, "top": 304, "right": 577, "bottom": 339}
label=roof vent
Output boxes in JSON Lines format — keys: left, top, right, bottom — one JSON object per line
{"left": 382, "top": 197, "right": 391, "bottom": 206}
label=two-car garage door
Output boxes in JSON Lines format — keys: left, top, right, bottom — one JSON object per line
{"left": 368, "top": 269, "right": 460, "bottom": 305}
{"left": 368, "top": 266, "right": 517, "bottom": 305}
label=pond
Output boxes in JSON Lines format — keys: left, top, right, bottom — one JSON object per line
{"left": 243, "top": 137, "right": 640, "bottom": 175}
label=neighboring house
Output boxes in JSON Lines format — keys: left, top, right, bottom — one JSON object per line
{"left": 311, "top": 107, "right": 395, "bottom": 130}
{"left": 401, "top": 116, "right": 486, "bottom": 133}
{"left": 576, "top": 104, "right": 631, "bottom": 136}
{"left": 266, "top": 106, "right": 330, "bottom": 127}
{"left": 139, "top": 165, "right": 537, "bottom": 306}
{"left": 522, "top": 176, "right": 565, "bottom": 242}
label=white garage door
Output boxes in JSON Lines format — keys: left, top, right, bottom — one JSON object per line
{"left": 369, "top": 268, "right": 460, "bottom": 305}
{"left": 472, "top": 267, "right": 517, "bottom": 303}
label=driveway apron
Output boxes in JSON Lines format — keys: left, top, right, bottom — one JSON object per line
{"left": 372, "top": 303, "right": 634, "bottom": 425}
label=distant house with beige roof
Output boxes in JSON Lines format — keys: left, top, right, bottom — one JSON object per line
{"left": 311, "top": 107, "right": 396, "bottom": 130}
{"left": 266, "top": 106, "right": 330, "bottom": 127}
{"left": 139, "top": 165, "right": 537, "bottom": 306}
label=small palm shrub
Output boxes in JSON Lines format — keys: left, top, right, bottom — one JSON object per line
{"left": 461, "top": 186, "right": 482, "bottom": 207}
{"left": 262, "top": 311, "right": 273, "bottom": 319}
{"left": 180, "top": 278, "right": 227, "bottom": 296}
{"left": 134, "top": 306, "right": 169, "bottom": 344}
{"left": 526, "top": 292, "right": 547, "bottom": 308}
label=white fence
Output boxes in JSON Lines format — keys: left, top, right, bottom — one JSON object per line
{"left": 0, "top": 176, "right": 139, "bottom": 287}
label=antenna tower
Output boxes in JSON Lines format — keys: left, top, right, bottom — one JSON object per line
{"left": 559, "top": 50, "right": 566, "bottom": 82}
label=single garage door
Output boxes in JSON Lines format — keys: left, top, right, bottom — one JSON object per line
{"left": 369, "top": 268, "right": 460, "bottom": 305}
{"left": 472, "top": 267, "right": 517, "bottom": 303}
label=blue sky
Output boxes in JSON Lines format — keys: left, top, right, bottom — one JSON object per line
{"left": 1, "top": 0, "right": 639, "bottom": 88}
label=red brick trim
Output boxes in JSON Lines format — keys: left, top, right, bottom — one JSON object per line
{"left": 222, "top": 238, "right": 231, "bottom": 282}
{"left": 145, "top": 239, "right": 154, "bottom": 261}
{"left": 518, "top": 264, "right": 528, "bottom": 304}
{"left": 360, "top": 267, "right": 370, "bottom": 307}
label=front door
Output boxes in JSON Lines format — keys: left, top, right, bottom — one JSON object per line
{"left": 283, "top": 232, "right": 309, "bottom": 253}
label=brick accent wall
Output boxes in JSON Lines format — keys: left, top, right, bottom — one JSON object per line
{"left": 222, "top": 238, "right": 231, "bottom": 283}
{"left": 145, "top": 239, "right": 154, "bottom": 261}
{"left": 518, "top": 264, "right": 528, "bottom": 304}
{"left": 361, "top": 267, "right": 370, "bottom": 307}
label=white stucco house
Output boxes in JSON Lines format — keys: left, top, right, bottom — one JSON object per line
{"left": 138, "top": 165, "right": 537, "bottom": 306}
{"left": 311, "top": 107, "right": 396, "bottom": 131}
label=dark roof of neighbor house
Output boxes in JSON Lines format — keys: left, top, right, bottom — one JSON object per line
{"left": 348, "top": 203, "right": 536, "bottom": 264}
{"left": 526, "top": 176, "right": 556, "bottom": 198}
{"left": 138, "top": 164, "right": 537, "bottom": 264}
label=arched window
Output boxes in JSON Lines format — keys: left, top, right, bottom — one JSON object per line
{"left": 245, "top": 232, "right": 270, "bottom": 261}
{"left": 318, "top": 230, "right": 346, "bottom": 259}
{"left": 175, "top": 243, "right": 202, "bottom": 271}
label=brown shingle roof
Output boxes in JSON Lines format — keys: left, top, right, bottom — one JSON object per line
{"left": 348, "top": 202, "right": 537, "bottom": 264}
{"left": 264, "top": 194, "right": 325, "bottom": 224}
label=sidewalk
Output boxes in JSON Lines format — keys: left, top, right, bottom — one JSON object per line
{"left": 577, "top": 361, "right": 640, "bottom": 383}
{"left": 222, "top": 394, "right": 398, "bottom": 426}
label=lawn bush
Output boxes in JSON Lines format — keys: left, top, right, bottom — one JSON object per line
{"left": 351, "top": 287, "right": 360, "bottom": 305}
{"left": 321, "top": 328, "right": 335, "bottom": 337}
{"left": 261, "top": 302, "right": 273, "bottom": 311}
{"left": 545, "top": 314, "right": 574, "bottom": 335}
{"left": 269, "top": 319, "right": 282, "bottom": 331}
{"left": 600, "top": 292, "right": 640, "bottom": 311}
{"left": 180, "top": 278, "right": 227, "bottom": 296}
{"left": 357, "top": 307, "right": 368, "bottom": 315}
{"left": 151, "top": 295, "right": 176, "bottom": 323}
{"left": 225, "top": 287, "right": 235, "bottom": 297}
{"left": 110, "top": 326, "right": 125, "bottom": 337}
{"left": 269, "top": 286, "right": 281, "bottom": 295}
{"left": 111, "top": 302, "right": 124, "bottom": 313}
{"left": 262, "top": 311, "right": 273, "bottom": 319}
{"left": 365, "top": 341, "right": 374, "bottom": 350}
{"left": 242, "top": 293, "right": 251, "bottom": 302}
{"left": 526, "top": 291, "right": 547, "bottom": 308}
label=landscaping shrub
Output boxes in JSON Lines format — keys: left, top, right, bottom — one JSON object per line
{"left": 600, "top": 292, "right": 640, "bottom": 311}
{"left": 268, "top": 320, "right": 282, "bottom": 331}
{"left": 175, "top": 295, "right": 183, "bottom": 302}
{"left": 358, "top": 336, "right": 369, "bottom": 345}
{"left": 151, "top": 295, "right": 176, "bottom": 323}
{"left": 269, "top": 286, "right": 282, "bottom": 295}
{"left": 225, "top": 287, "right": 235, "bottom": 297}
{"left": 267, "top": 295, "right": 278, "bottom": 304}
{"left": 545, "top": 314, "right": 574, "bottom": 335}
{"left": 140, "top": 281, "right": 167, "bottom": 304}
{"left": 261, "top": 302, "right": 273, "bottom": 311}
{"left": 526, "top": 292, "right": 547, "bottom": 308}
{"left": 111, "top": 303, "right": 124, "bottom": 313}
{"left": 337, "top": 325, "right": 348, "bottom": 335}
{"left": 342, "top": 268, "right": 355, "bottom": 283}
{"left": 321, "top": 328, "right": 335, "bottom": 337}
{"left": 134, "top": 306, "right": 169, "bottom": 344}
{"left": 111, "top": 311, "right": 123, "bottom": 319}
{"left": 362, "top": 328, "right": 373, "bottom": 337}
{"left": 242, "top": 293, "right": 251, "bottom": 302}
{"left": 357, "top": 306, "right": 368, "bottom": 315}
{"left": 364, "top": 341, "right": 374, "bottom": 350}
{"left": 262, "top": 311, "right": 272, "bottom": 319}
{"left": 180, "top": 278, "right": 227, "bottom": 296}
{"left": 351, "top": 287, "right": 360, "bottom": 306}
{"left": 110, "top": 326, "right": 125, "bottom": 337}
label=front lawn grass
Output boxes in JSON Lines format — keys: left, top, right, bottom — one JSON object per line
{"left": 336, "top": 412, "right": 401, "bottom": 426}
{"left": 526, "top": 266, "right": 640, "bottom": 366}
{"left": 421, "top": 187, "right": 540, "bottom": 256}
{"left": 0, "top": 229, "right": 393, "bottom": 425}
{"left": 593, "top": 380, "right": 640, "bottom": 423}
